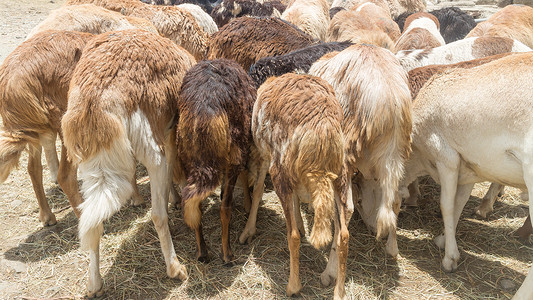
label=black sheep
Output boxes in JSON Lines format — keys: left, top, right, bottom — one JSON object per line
{"left": 248, "top": 41, "right": 353, "bottom": 87}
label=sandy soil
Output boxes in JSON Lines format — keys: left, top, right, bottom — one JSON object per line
{"left": 0, "top": 1, "right": 531, "bottom": 300}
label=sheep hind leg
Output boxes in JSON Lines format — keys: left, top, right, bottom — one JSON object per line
{"left": 145, "top": 151, "right": 186, "bottom": 280}
{"left": 86, "top": 225, "right": 104, "bottom": 298}
{"left": 41, "top": 132, "right": 59, "bottom": 184}
{"left": 239, "top": 161, "right": 268, "bottom": 244}
{"left": 293, "top": 194, "right": 305, "bottom": 237}
{"left": 195, "top": 224, "right": 209, "bottom": 262}
{"left": 404, "top": 178, "right": 420, "bottom": 207}
{"left": 272, "top": 171, "right": 302, "bottom": 297}
{"left": 28, "top": 144, "right": 56, "bottom": 226}
{"left": 130, "top": 174, "right": 144, "bottom": 206}
{"left": 220, "top": 166, "right": 239, "bottom": 264}
{"left": 239, "top": 170, "right": 252, "bottom": 213}
{"left": 321, "top": 167, "right": 352, "bottom": 296}
{"left": 513, "top": 164, "right": 533, "bottom": 299}
{"left": 57, "top": 145, "right": 83, "bottom": 218}
{"left": 475, "top": 183, "right": 504, "bottom": 218}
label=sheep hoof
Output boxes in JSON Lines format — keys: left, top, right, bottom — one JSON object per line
{"left": 86, "top": 288, "right": 105, "bottom": 299}
{"left": 474, "top": 206, "right": 490, "bottom": 219}
{"left": 442, "top": 256, "right": 458, "bottom": 273}
{"left": 131, "top": 195, "right": 144, "bottom": 207}
{"left": 434, "top": 234, "right": 445, "bottom": 249}
{"left": 168, "top": 259, "right": 188, "bottom": 281}
{"left": 286, "top": 281, "right": 302, "bottom": 297}
{"left": 320, "top": 271, "right": 334, "bottom": 287}
{"left": 219, "top": 251, "right": 235, "bottom": 266}
{"left": 197, "top": 252, "right": 209, "bottom": 263}
{"left": 40, "top": 213, "right": 57, "bottom": 227}
{"left": 87, "top": 277, "right": 104, "bottom": 299}
{"left": 239, "top": 228, "right": 256, "bottom": 245}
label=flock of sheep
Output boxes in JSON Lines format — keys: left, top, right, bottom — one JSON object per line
{"left": 0, "top": 0, "right": 532, "bottom": 298}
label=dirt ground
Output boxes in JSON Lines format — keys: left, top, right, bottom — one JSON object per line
{"left": 0, "top": 1, "right": 532, "bottom": 299}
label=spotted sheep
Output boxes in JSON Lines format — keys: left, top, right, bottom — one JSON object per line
{"left": 467, "top": 4, "right": 533, "bottom": 49}
{"left": 395, "top": 36, "right": 532, "bottom": 72}
{"left": 394, "top": 12, "right": 445, "bottom": 51}
{"left": 396, "top": 7, "right": 476, "bottom": 44}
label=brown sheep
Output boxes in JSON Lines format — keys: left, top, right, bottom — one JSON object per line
{"left": 176, "top": 59, "right": 256, "bottom": 264}
{"left": 281, "top": 0, "right": 330, "bottom": 41}
{"left": 466, "top": 5, "right": 533, "bottom": 49}
{"left": 27, "top": 4, "right": 158, "bottom": 39}
{"left": 207, "top": 16, "right": 315, "bottom": 71}
{"left": 309, "top": 44, "right": 412, "bottom": 258}
{"left": 395, "top": 12, "right": 445, "bottom": 51}
{"left": 61, "top": 29, "right": 196, "bottom": 297}
{"left": 245, "top": 73, "right": 349, "bottom": 298}
{"left": 64, "top": 0, "right": 209, "bottom": 60}
{"left": 326, "top": 3, "right": 400, "bottom": 51}
{"left": 0, "top": 30, "right": 96, "bottom": 226}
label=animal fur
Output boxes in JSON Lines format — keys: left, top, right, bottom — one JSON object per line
{"left": 395, "top": 12, "right": 445, "bottom": 51}
{"left": 210, "top": 0, "right": 286, "bottom": 28}
{"left": 64, "top": 0, "right": 209, "bottom": 60}
{"left": 430, "top": 7, "right": 476, "bottom": 43}
{"left": 309, "top": 44, "right": 412, "bottom": 256}
{"left": 0, "top": 30, "right": 94, "bottom": 225}
{"left": 408, "top": 52, "right": 513, "bottom": 99}
{"left": 330, "top": 0, "right": 391, "bottom": 16}
{"left": 207, "top": 16, "right": 314, "bottom": 71}
{"left": 177, "top": 3, "right": 218, "bottom": 34}
{"left": 398, "top": 54, "right": 533, "bottom": 294}
{"left": 27, "top": 4, "right": 158, "bottom": 39}
{"left": 248, "top": 41, "right": 353, "bottom": 87}
{"left": 466, "top": 4, "right": 533, "bottom": 49}
{"left": 62, "top": 29, "right": 195, "bottom": 296}
{"left": 396, "top": 8, "right": 477, "bottom": 44}
{"left": 252, "top": 73, "right": 346, "bottom": 296}
{"left": 141, "top": 0, "right": 222, "bottom": 14}
{"left": 177, "top": 58, "right": 256, "bottom": 263}
{"left": 396, "top": 36, "right": 532, "bottom": 72}
{"left": 326, "top": 4, "right": 400, "bottom": 51}
{"left": 281, "top": 0, "right": 330, "bottom": 41}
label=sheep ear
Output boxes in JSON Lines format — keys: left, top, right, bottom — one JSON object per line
{"left": 73, "top": 48, "right": 82, "bottom": 63}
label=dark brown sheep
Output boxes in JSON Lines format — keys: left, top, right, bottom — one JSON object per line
{"left": 176, "top": 59, "right": 256, "bottom": 264}
{"left": 207, "top": 16, "right": 315, "bottom": 71}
